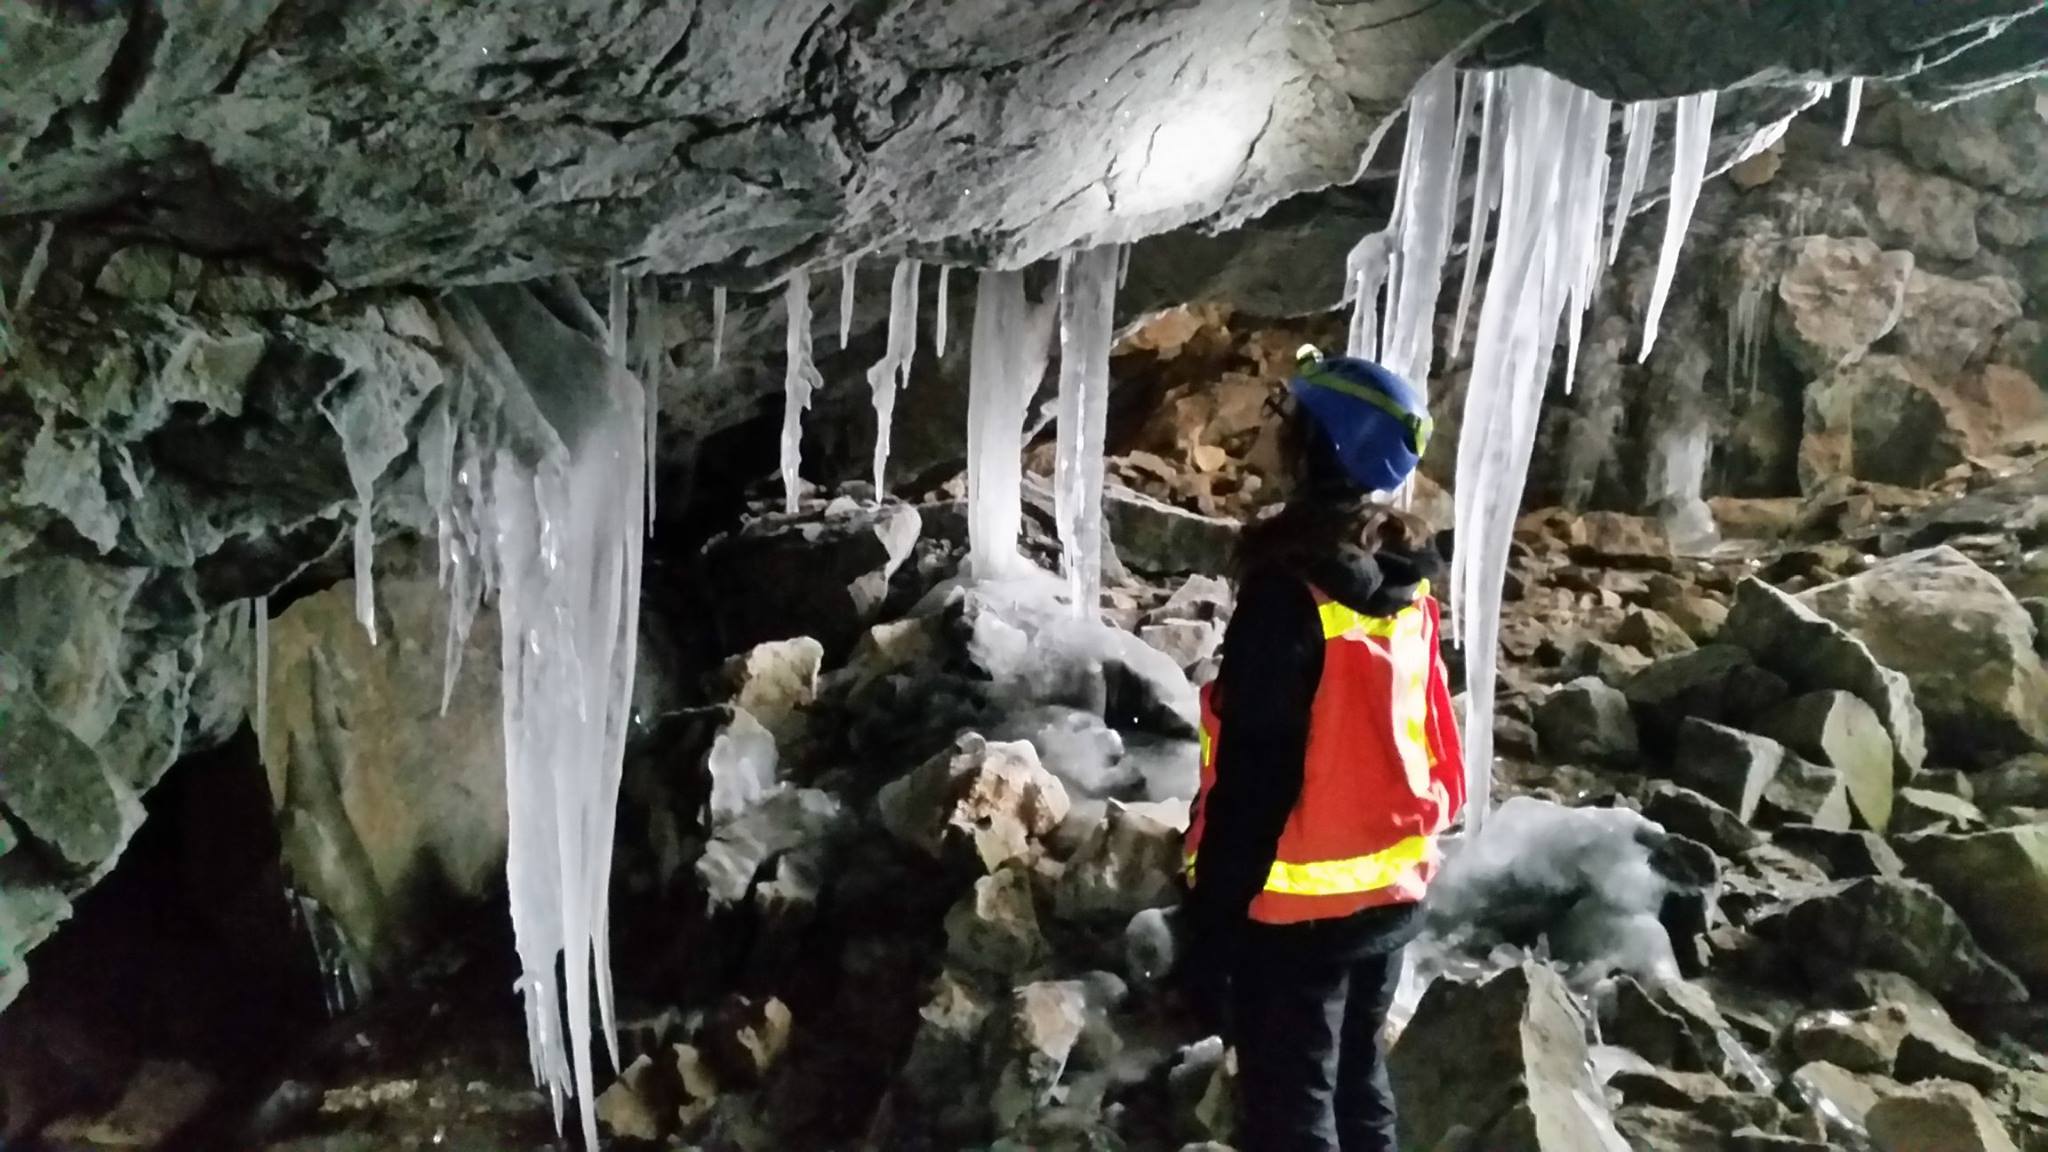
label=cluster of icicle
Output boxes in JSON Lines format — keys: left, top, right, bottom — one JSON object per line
{"left": 1346, "top": 64, "right": 1725, "bottom": 827}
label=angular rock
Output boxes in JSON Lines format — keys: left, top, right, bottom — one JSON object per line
{"left": 1390, "top": 965, "right": 1622, "bottom": 1152}
{"left": 1976, "top": 757, "right": 2048, "bottom": 813}
{"left": 992, "top": 980, "right": 1088, "bottom": 1129}
{"left": 596, "top": 1054, "right": 673, "bottom": 1142}
{"left": 696, "top": 788, "right": 845, "bottom": 908}
{"left": 1102, "top": 485, "right": 1238, "bottom": 577}
{"left": 1724, "top": 578, "right": 1928, "bottom": 780}
{"left": 1896, "top": 824, "right": 2048, "bottom": 987}
{"left": 701, "top": 503, "right": 921, "bottom": 659}
{"left": 1598, "top": 976, "right": 1737, "bottom": 1077}
{"left": 945, "top": 865, "right": 1049, "bottom": 977}
{"left": 1772, "top": 825, "right": 1905, "bottom": 880}
{"left": 703, "top": 995, "right": 794, "bottom": 1089}
{"left": 718, "top": 637, "right": 824, "bottom": 746}
{"left": 1898, "top": 1030, "right": 2011, "bottom": 1095}
{"left": 0, "top": 674, "right": 128, "bottom": 872}
{"left": 1788, "top": 1008, "right": 1905, "bottom": 1074}
{"left": 1568, "top": 638, "right": 1654, "bottom": 684}
{"left": 1053, "top": 803, "right": 1181, "bottom": 923}
{"left": 1893, "top": 271, "right": 2026, "bottom": 377}
{"left": 1616, "top": 607, "right": 1698, "bottom": 657}
{"left": 878, "top": 736, "right": 1071, "bottom": 872}
{"left": 1772, "top": 236, "right": 1915, "bottom": 377}
{"left": 1802, "top": 355, "right": 1970, "bottom": 491}
{"left": 1750, "top": 877, "right": 2028, "bottom": 1006}
{"left": 1757, "top": 690, "right": 1898, "bottom": 831}
{"left": 1789, "top": 1061, "right": 1902, "bottom": 1134}
{"left": 1613, "top": 1104, "right": 1724, "bottom": 1152}
{"left": 1644, "top": 782, "right": 1763, "bottom": 857}
{"left": 1137, "top": 620, "right": 1223, "bottom": 673}
{"left": 1625, "top": 645, "right": 1789, "bottom": 745}
{"left": 704, "top": 707, "right": 781, "bottom": 826}
{"left": 1893, "top": 788, "right": 1988, "bottom": 835}
{"left": 1868, "top": 151, "right": 1985, "bottom": 262}
{"left": 1533, "top": 676, "right": 1640, "bottom": 766}
{"left": 1760, "top": 754, "right": 1855, "bottom": 832}
{"left": 1669, "top": 719, "right": 1848, "bottom": 829}
{"left": 1800, "top": 548, "right": 2048, "bottom": 768}
{"left": 1868, "top": 1080, "right": 2021, "bottom": 1152}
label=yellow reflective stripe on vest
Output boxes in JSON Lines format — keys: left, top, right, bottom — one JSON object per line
{"left": 1315, "top": 579, "right": 1432, "bottom": 640}
{"left": 1185, "top": 833, "right": 1434, "bottom": 896}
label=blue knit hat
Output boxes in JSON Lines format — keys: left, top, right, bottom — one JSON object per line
{"left": 1287, "top": 346, "right": 1432, "bottom": 494}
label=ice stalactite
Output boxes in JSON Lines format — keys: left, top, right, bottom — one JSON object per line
{"left": 1842, "top": 77, "right": 1865, "bottom": 146}
{"left": 1726, "top": 276, "right": 1772, "bottom": 397}
{"left": 1608, "top": 101, "right": 1659, "bottom": 266}
{"left": 839, "top": 255, "right": 859, "bottom": 349}
{"left": 634, "top": 285, "right": 663, "bottom": 534}
{"left": 868, "top": 258, "right": 922, "bottom": 496}
{"left": 1054, "top": 246, "right": 1119, "bottom": 617}
{"left": 934, "top": 264, "right": 951, "bottom": 358}
{"left": 1638, "top": 90, "right": 1718, "bottom": 362}
{"left": 433, "top": 284, "right": 647, "bottom": 1149}
{"left": 966, "top": 269, "right": 1056, "bottom": 579}
{"left": 1447, "top": 69, "right": 1616, "bottom": 829}
{"left": 1380, "top": 64, "right": 1462, "bottom": 397}
{"left": 1117, "top": 243, "right": 1132, "bottom": 290}
{"left": 1345, "top": 231, "right": 1393, "bottom": 361}
{"left": 1450, "top": 73, "right": 1502, "bottom": 361}
{"left": 710, "top": 285, "right": 728, "bottom": 370}
{"left": 781, "top": 270, "right": 822, "bottom": 514}
{"left": 253, "top": 595, "right": 269, "bottom": 760}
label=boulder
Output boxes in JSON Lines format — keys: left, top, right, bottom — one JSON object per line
{"left": 595, "top": 1054, "right": 673, "bottom": 1142}
{"left": 1868, "top": 1081, "right": 2021, "bottom": 1152}
{"left": 1868, "top": 150, "right": 1985, "bottom": 262}
{"left": 1597, "top": 976, "right": 1740, "bottom": 1079}
{"left": 1723, "top": 578, "right": 1927, "bottom": 780}
{"left": 1624, "top": 645, "right": 1789, "bottom": 744}
{"left": 1977, "top": 756, "right": 2048, "bottom": 813}
{"left": 1533, "top": 677, "right": 1640, "bottom": 765}
{"left": 1756, "top": 691, "right": 1898, "bottom": 831}
{"left": 1802, "top": 355, "right": 1969, "bottom": 491}
{"left": 1668, "top": 719, "right": 1849, "bottom": 829}
{"left": 704, "top": 707, "right": 781, "bottom": 826}
{"left": 1800, "top": 548, "right": 2048, "bottom": 767}
{"left": 1102, "top": 485, "right": 1238, "bottom": 577}
{"left": 700, "top": 502, "right": 922, "bottom": 659}
{"left": 1892, "top": 271, "right": 2026, "bottom": 377}
{"left": 1771, "top": 236, "right": 1915, "bottom": 376}
{"left": 1893, "top": 788, "right": 1988, "bottom": 835}
{"left": 1053, "top": 803, "right": 1182, "bottom": 923}
{"left": 1389, "top": 965, "right": 1624, "bottom": 1152}
{"left": 1897, "top": 1030, "right": 2012, "bottom": 1095}
{"left": 696, "top": 788, "right": 845, "bottom": 909}
{"left": 1895, "top": 824, "right": 2048, "bottom": 987}
{"left": 1643, "top": 782, "right": 1762, "bottom": 857}
{"left": 1615, "top": 607, "right": 1698, "bottom": 657}
{"left": 1749, "top": 878, "right": 2028, "bottom": 1006}
{"left": 878, "top": 735, "right": 1072, "bottom": 872}
{"left": 991, "top": 981, "right": 1089, "bottom": 1129}
{"left": 1787, "top": 1008, "right": 1906, "bottom": 1073}
{"left": 945, "top": 865, "right": 1049, "bottom": 977}
{"left": 702, "top": 995, "right": 794, "bottom": 1088}
{"left": 717, "top": 637, "right": 824, "bottom": 746}
{"left": 1789, "top": 1061, "right": 1903, "bottom": 1134}
{"left": 1771, "top": 825, "right": 1904, "bottom": 880}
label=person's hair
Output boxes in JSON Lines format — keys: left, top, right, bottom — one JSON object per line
{"left": 1236, "top": 395, "right": 1431, "bottom": 575}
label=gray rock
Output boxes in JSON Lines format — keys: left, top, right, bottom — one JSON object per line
{"left": 1868, "top": 1080, "right": 2021, "bottom": 1152}
{"left": 1390, "top": 964, "right": 1622, "bottom": 1152}
{"left": 1893, "top": 788, "right": 1989, "bottom": 835}
{"left": 1801, "top": 548, "right": 2048, "bottom": 768}
{"left": 701, "top": 503, "right": 921, "bottom": 660}
{"left": 696, "top": 789, "right": 845, "bottom": 909}
{"left": 878, "top": 735, "right": 1072, "bottom": 872}
{"left": 1534, "top": 677, "right": 1641, "bottom": 766}
{"left": 1788, "top": 1061, "right": 1903, "bottom": 1135}
{"left": 1101, "top": 485, "right": 1238, "bottom": 577}
{"left": 1136, "top": 620, "right": 1223, "bottom": 674}
{"left": 1597, "top": 976, "right": 1738, "bottom": 1078}
{"left": 1897, "top": 1030, "right": 2012, "bottom": 1095}
{"left": 1624, "top": 645, "right": 1789, "bottom": 742}
{"left": 1868, "top": 151, "right": 1986, "bottom": 261}
{"left": 0, "top": 657, "right": 130, "bottom": 873}
{"left": 1723, "top": 578, "right": 1928, "bottom": 781}
{"left": 1644, "top": 782, "right": 1763, "bottom": 857}
{"left": 1757, "top": 690, "right": 1898, "bottom": 831}
{"left": 945, "top": 865, "right": 1049, "bottom": 978}
{"left": 1749, "top": 877, "right": 2028, "bottom": 1007}
{"left": 718, "top": 637, "right": 824, "bottom": 747}
{"left": 1772, "top": 825, "right": 1905, "bottom": 880}
{"left": 1771, "top": 236, "right": 1915, "bottom": 376}
{"left": 1615, "top": 607, "right": 1699, "bottom": 657}
{"left": 1895, "top": 824, "right": 2048, "bottom": 988}
{"left": 1787, "top": 1007, "right": 1906, "bottom": 1074}
{"left": 991, "top": 980, "right": 1089, "bottom": 1130}
{"left": 1977, "top": 756, "right": 2048, "bottom": 813}
{"left": 1053, "top": 802, "right": 1181, "bottom": 923}
{"left": 1892, "top": 271, "right": 2027, "bottom": 376}
{"left": 1668, "top": 718, "right": 1848, "bottom": 829}
{"left": 1897, "top": 81, "right": 2048, "bottom": 198}
{"left": 1801, "top": 355, "right": 1969, "bottom": 491}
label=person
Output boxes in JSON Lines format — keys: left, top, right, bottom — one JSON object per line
{"left": 1179, "top": 346, "right": 1467, "bottom": 1152}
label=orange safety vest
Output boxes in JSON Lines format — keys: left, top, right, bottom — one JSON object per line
{"left": 1185, "top": 580, "right": 1464, "bottom": 925}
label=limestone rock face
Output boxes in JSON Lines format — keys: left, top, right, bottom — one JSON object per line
{"left": 1802, "top": 356, "right": 1970, "bottom": 491}
{"left": 1771, "top": 237, "right": 1914, "bottom": 377}
{"left": 261, "top": 568, "right": 507, "bottom": 972}
{"left": 1800, "top": 548, "right": 2048, "bottom": 767}
{"left": 1749, "top": 877, "right": 2028, "bottom": 1007}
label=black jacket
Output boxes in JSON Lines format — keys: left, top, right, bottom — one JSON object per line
{"left": 1184, "top": 537, "right": 1445, "bottom": 962}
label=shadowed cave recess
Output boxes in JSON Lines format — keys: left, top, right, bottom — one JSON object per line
{"left": 2, "top": 2, "right": 2048, "bottom": 1150}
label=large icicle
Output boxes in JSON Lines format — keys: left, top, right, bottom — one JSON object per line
{"left": 710, "top": 286, "right": 728, "bottom": 370}
{"left": 965, "top": 269, "right": 1055, "bottom": 578}
{"left": 868, "top": 258, "right": 922, "bottom": 496}
{"left": 934, "top": 265, "right": 951, "bottom": 358}
{"left": 1608, "top": 101, "right": 1660, "bottom": 266}
{"left": 839, "top": 255, "right": 859, "bottom": 349}
{"left": 1345, "top": 231, "right": 1393, "bottom": 361}
{"left": 635, "top": 285, "right": 663, "bottom": 534}
{"left": 781, "top": 271, "right": 822, "bottom": 513}
{"left": 1380, "top": 64, "right": 1462, "bottom": 395}
{"left": 1638, "top": 90, "right": 1718, "bottom": 361}
{"left": 253, "top": 594, "right": 269, "bottom": 761}
{"left": 1841, "top": 77, "right": 1865, "bottom": 146}
{"left": 1448, "top": 69, "right": 1617, "bottom": 829}
{"left": 1053, "top": 246, "right": 1119, "bottom": 617}
{"left": 435, "top": 285, "right": 647, "bottom": 1151}
{"left": 1450, "top": 73, "right": 1503, "bottom": 360}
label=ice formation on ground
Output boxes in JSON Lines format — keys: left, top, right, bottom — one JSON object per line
{"left": 934, "top": 264, "right": 951, "bottom": 358}
{"left": 1054, "top": 247, "right": 1120, "bottom": 617}
{"left": 965, "top": 270, "right": 1056, "bottom": 578}
{"left": 1639, "top": 91, "right": 1719, "bottom": 361}
{"left": 781, "top": 271, "right": 823, "bottom": 514}
{"left": 429, "top": 284, "right": 649, "bottom": 1148}
{"left": 868, "top": 259, "right": 922, "bottom": 496}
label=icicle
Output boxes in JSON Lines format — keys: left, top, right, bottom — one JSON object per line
{"left": 634, "top": 285, "right": 663, "bottom": 535}
{"left": 435, "top": 286, "right": 648, "bottom": 1150}
{"left": 1725, "top": 275, "right": 1771, "bottom": 397}
{"left": 253, "top": 594, "right": 270, "bottom": 762}
{"left": 1054, "top": 246, "right": 1119, "bottom": 617}
{"left": 839, "top": 255, "right": 859, "bottom": 349}
{"left": 934, "top": 265, "right": 951, "bottom": 358}
{"left": 1380, "top": 64, "right": 1462, "bottom": 398}
{"left": 11, "top": 221, "right": 55, "bottom": 317}
{"left": 781, "top": 271, "right": 822, "bottom": 514}
{"left": 1450, "top": 73, "right": 1503, "bottom": 361}
{"left": 710, "top": 286, "right": 728, "bottom": 370}
{"left": 965, "top": 269, "right": 1056, "bottom": 578}
{"left": 1446, "top": 69, "right": 1619, "bottom": 830}
{"left": 1638, "top": 90, "right": 1717, "bottom": 362}
{"left": 1117, "top": 244, "right": 1132, "bottom": 290}
{"left": 868, "top": 259, "right": 922, "bottom": 497}
{"left": 606, "top": 270, "right": 629, "bottom": 364}
{"left": 1841, "top": 77, "right": 1864, "bottom": 146}
{"left": 1608, "top": 101, "right": 1659, "bottom": 266}
{"left": 1345, "top": 231, "right": 1393, "bottom": 361}
{"left": 353, "top": 492, "right": 377, "bottom": 645}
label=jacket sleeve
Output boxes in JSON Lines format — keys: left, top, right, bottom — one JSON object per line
{"left": 1424, "top": 601, "right": 1467, "bottom": 828}
{"left": 1185, "top": 568, "right": 1325, "bottom": 929}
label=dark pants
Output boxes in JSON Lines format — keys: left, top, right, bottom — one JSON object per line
{"left": 1231, "top": 929, "right": 1406, "bottom": 1152}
